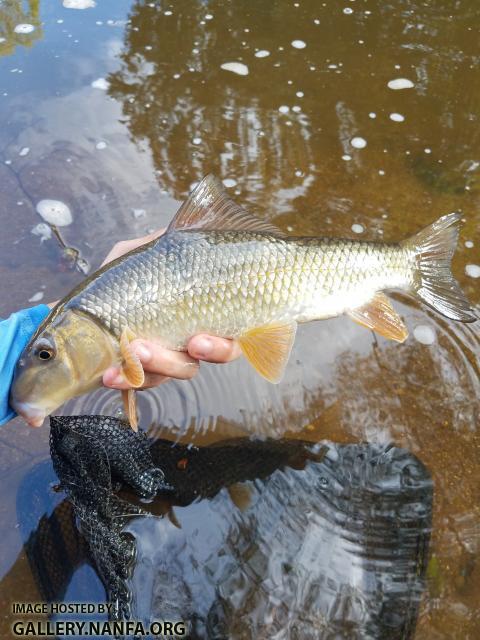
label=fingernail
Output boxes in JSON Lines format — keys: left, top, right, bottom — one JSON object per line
{"left": 193, "top": 336, "right": 213, "bottom": 358}
{"left": 133, "top": 342, "right": 151, "bottom": 362}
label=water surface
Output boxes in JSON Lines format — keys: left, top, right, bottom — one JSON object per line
{"left": 0, "top": 1, "right": 479, "bottom": 638}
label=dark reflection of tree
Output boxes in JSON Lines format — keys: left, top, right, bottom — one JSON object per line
{"left": 109, "top": 0, "right": 479, "bottom": 211}
{"left": 0, "top": 0, "right": 42, "bottom": 57}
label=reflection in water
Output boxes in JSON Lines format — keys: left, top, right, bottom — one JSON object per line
{"left": 109, "top": 0, "right": 480, "bottom": 210}
{"left": 0, "top": 0, "right": 42, "bottom": 57}
{"left": 13, "top": 416, "right": 432, "bottom": 640}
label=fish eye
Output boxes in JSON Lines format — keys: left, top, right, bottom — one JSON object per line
{"left": 38, "top": 349, "right": 53, "bottom": 361}
{"left": 34, "top": 339, "right": 56, "bottom": 362}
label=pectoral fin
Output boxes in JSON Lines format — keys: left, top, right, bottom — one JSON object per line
{"left": 120, "top": 327, "right": 145, "bottom": 387}
{"left": 347, "top": 293, "right": 408, "bottom": 342}
{"left": 238, "top": 322, "right": 297, "bottom": 383}
{"left": 120, "top": 327, "right": 144, "bottom": 431}
{"left": 121, "top": 389, "right": 138, "bottom": 433}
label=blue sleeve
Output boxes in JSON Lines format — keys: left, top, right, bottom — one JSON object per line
{"left": 0, "top": 304, "right": 51, "bottom": 426}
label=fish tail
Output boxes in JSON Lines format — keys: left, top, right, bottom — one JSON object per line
{"left": 402, "top": 212, "right": 476, "bottom": 322}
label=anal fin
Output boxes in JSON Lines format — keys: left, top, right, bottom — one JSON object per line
{"left": 238, "top": 321, "right": 297, "bottom": 383}
{"left": 347, "top": 293, "right": 408, "bottom": 343}
{"left": 120, "top": 327, "right": 145, "bottom": 388}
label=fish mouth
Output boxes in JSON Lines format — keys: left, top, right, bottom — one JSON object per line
{"left": 11, "top": 400, "right": 46, "bottom": 428}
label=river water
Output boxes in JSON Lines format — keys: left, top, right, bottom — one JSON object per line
{"left": 0, "top": 1, "right": 479, "bottom": 638}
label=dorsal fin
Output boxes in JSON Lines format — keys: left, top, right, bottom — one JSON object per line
{"left": 167, "top": 175, "right": 286, "bottom": 236}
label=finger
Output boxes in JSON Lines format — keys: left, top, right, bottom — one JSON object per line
{"left": 100, "top": 228, "right": 166, "bottom": 266}
{"left": 103, "top": 368, "right": 171, "bottom": 390}
{"left": 103, "top": 342, "right": 199, "bottom": 390}
{"left": 132, "top": 340, "right": 200, "bottom": 379}
{"left": 187, "top": 335, "right": 242, "bottom": 363}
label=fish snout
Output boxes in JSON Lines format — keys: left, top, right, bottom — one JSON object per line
{"left": 10, "top": 400, "right": 46, "bottom": 428}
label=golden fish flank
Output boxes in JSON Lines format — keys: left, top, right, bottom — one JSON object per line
{"left": 10, "top": 175, "right": 476, "bottom": 428}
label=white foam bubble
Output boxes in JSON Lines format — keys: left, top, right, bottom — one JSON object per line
{"left": 220, "top": 62, "right": 249, "bottom": 76}
{"left": 192, "top": 137, "right": 202, "bottom": 145}
{"left": 14, "top": 24, "right": 35, "bottom": 34}
{"left": 292, "top": 105, "right": 301, "bottom": 112}
{"left": 222, "top": 178, "right": 237, "bottom": 188}
{"left": 424, "top": 148, "right": 432, "bottom": 154}
{"left": 291, "top": 40, "right": 306, "bottom": 49}
{"left": 255, "top": 50, "right": 270, "bottom": 58}
{"left": 343, "top": 7, "right": 353, "bottom": 14}
{"left": 369, "top": 112, "right": 376, "bottom": 119}
{"left": 63, "top": 0, "right": 96, "bottom": 8}
{"left": 351, "top": 223, "right": 364, "bottom": 234}
{"left": 390, "top": 112, "right": 405, "bottom": 122}
{"left": 278, "top": 105, "right": 290, "bottom": 114}
{"left": 465, "top": 240, "right": 474, "bottom": 248}
{"left": 465, "top": 264, "right": 480, "bottom": 278}
{"left": 164, "top": 10, "right": 172, "bottom": 16}
{"left": 413, "top": 325, "right": 436, "bottom": 345}
{"left": 351, "top": 136, "right": 367, "bottom": 149}
{"left": 342, "top": 154, "right": 352, "bottom": 161}
{"left": 95, "top": 141, "right": 107, "bottom": 150}
{"left": 205, "top": 14, "right": 213, "bottom": 20}
{"left": 91, "top": 77, "right": 110, "bottom": 90}
{"left": 36, "top": 200, "right": 72, "bottom": 226}
{"left": 387, "top": 78, "right": 414, "bottom": 90}
{"left": 28, "top": 291, "right": 44, "bottom": 303}
{"left": 19, "top": 147, "right": 30, "bottom": 156}
{"left": 296, "top": 91, "right": 304, "bottom": 97}
{"left": 31, "top": 223, "right": 52, "bottom": 242}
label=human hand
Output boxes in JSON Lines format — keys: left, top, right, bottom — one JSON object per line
{"left": 100, "top": 229, "right": 241, "bottom": 390}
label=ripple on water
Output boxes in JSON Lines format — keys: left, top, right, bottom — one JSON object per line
{"left": 125, "top": 441, "right": 432, "bottom": 636}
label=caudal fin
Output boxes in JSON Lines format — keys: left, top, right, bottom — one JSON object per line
{"left": 403, "top": 212, "right": 476, "bottom": 322}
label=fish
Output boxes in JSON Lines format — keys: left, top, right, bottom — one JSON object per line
{"left": 11, "top": 175, "right": 476, "bottom": 428}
